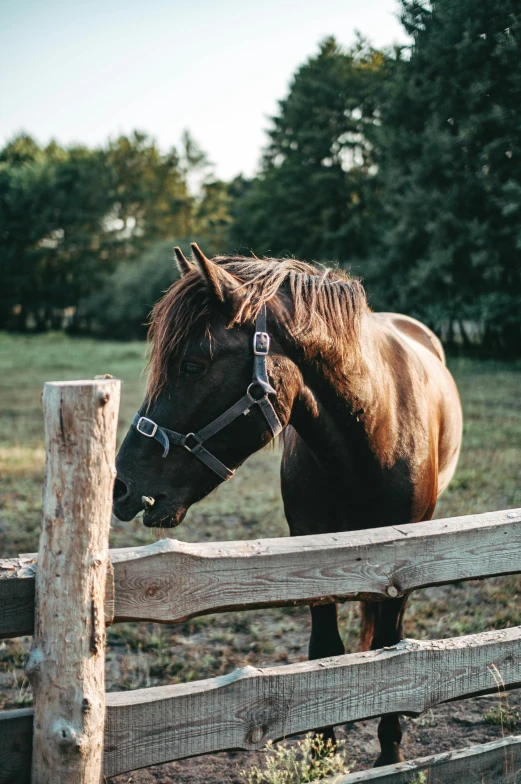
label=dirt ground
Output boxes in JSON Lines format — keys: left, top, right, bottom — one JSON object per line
{"left": 108, "top": 689, "right": 521, "bottom": 783}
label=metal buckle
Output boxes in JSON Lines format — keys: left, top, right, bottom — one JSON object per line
{"left": 253, "top": 331, "right": 270, "bottom": 356}
{"left": 183, "top": 432, "right": 203, "bottom": 452}
{"left": 136, "top": 416, "right": 158, "bottom": 438}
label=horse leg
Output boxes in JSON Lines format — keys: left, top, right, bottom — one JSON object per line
{"left": 370, "top": 596, "right": 409, "bottom": 767}
{"left": 309, "top": 602, "right": 345, "bottom": 744}
{"left": 360, "top": 600, "right": 379, "bottom": 651}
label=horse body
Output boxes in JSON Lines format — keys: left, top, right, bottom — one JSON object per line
{"left": 281, "top": 309, "right": 461, "bottom": 537}
{"left": 113, "top": 245, "right": 462, "bottom": 767}
{"left": 277, "top": 306, "right": 461, "bottom": 763}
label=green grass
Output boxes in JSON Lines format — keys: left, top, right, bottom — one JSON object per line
{"left": 1, "top": 332, "right": 521, "bottom": 706}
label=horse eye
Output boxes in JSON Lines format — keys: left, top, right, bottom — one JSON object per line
{"left": 181, "top": 361, "right": 204, "bottom": 376}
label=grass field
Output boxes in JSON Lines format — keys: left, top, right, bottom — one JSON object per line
{"left": 1, "top": 331, "right": 521, "bottom": 713}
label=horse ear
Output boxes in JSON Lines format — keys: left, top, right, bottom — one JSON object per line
{"left": 191, "top": 243, "right": 240, "bottom": 305}
{"left": 174, "top": 246, "right": 193, "bottom": 277}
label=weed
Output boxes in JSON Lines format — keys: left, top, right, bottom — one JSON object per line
{"left": 0, "top": 639, "right": 28, "bottom": 669}
{"left": 484, "top": 706, "right": 519, "bottom": 730}
{"left": 411, "top": 709, "right": 437, "bottom": 728}
{"left": 111, "top": 644, "right": 152, "bottom": 691}
{"left": 486, "top": 663, "right": 520, "bottom": 732}
{"left": 406, "top": 774, "right": 428, "bottom": 784}
{"left": 240, "top": 733, "right": 351, "bottom": 783}
{"left": 4, "top": 667, "right": 32, "bottom": 708}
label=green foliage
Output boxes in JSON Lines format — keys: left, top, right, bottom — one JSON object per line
{"left": 240, "top": 734, "right": 351, "bottom": 784}
{"left": 484, "top": 705, "right": 519, "bottom": 729}
{"left": 4, "top": 0, "right": 521, "bottom": 352}
{"left": 0, "top": 131, "right": 224, "bottom": 333}
{"left": 77, "top": 238, "right": 183, "bottom": 339}
{"left": 231, "top": 36, "right": 389, "bottom": 261}
{"left": 105, "top": 131, "right": 193, "bottom": 245}
{"left": 0, "top": 136, "right": 114, "bottom": 330}
{"left": 196, "top": 179, "right": 235, "bottom": 254}
{"left": 366, "top": 0, "right": 521, "bottom": 351}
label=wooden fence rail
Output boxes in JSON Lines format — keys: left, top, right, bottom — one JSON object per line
{"left": 2, "top": 378, "right": 521, "bottom": 783}
{"left": 3, "top": 718, "right": 521, "bottom": 784}
{"left": 2, "top": 624, "right": 521, "bottom": 779}
{"left": 338, "top": 734, "right": 521, "bottom": 784}
{"left": 2, "top": 507, "right": 521, "bottom": 639}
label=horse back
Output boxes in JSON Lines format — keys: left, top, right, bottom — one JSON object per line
{"left": 374, "top": 312, "right": 446, "bottom": 364}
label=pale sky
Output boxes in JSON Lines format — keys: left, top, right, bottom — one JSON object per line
{"left": 0, "top": 0, "right": 409, "bottom": 180}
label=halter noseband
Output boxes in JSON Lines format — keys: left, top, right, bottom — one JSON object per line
{"left": 131, "top": 306, "right": 282, "bottom": 482}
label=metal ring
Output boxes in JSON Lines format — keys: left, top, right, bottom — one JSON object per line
{"left": 246, "top": 382, "right": 267, "bottom": 402}
{"left": 183, "top": 432, "right": 202, "bottom": 452}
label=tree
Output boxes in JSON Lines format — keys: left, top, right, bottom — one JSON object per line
{"left": 369, "top": 0, "right": 521, "bottom": 352}
{"left": 231, "top": 37, "right": 389, "bottom": 261}
{"left": 0, "top": 138, "right": 115, "bottom": 329}
{"left": 105, "top": 131, "right": 193, "bottom": 248}
{"left": 76, "top": 238, "right": 186, "bottom": 339}
{"left": 0, "top": 133, "right": 194, "bottom": 330}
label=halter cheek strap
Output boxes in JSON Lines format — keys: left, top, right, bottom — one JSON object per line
{"left": 131, "top": 306, "right": 282, "bottom": 482}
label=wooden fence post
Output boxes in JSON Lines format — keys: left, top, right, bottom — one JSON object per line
{"left": 27, "top": 379, "right": 120, "bottom": 784}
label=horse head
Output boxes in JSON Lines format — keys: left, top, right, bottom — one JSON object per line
{"left": 113, "top": 244, "right": 299, "bottom": 527}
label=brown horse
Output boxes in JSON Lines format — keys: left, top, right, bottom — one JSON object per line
{"left": 113, "top": 244, "right": 463, "bottom": 766}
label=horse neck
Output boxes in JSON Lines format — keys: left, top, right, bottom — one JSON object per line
{"left": 283, "top": 313, "right": 384, "bottom": 475}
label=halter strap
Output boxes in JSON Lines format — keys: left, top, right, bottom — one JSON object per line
{"left": 131, "top": 306, "right": 282, "bottom": 482}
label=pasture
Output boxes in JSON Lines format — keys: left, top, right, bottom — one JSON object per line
{"left": 1, "top": 331, "right": 521, "bottom": 781}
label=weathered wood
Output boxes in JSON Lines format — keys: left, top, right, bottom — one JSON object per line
{"left": 336, "top": 734, "right": 521, "bottom": 783}
{"left": 0, "top": 556, "right": 36, "bottom": 639}
{"left": 102, "top": 625, "right": 521, "bottom": 776}
{"left": 27, "top": 380, "right": 120, "bottom": 784}
{"left": 2, "top": 628, "right": 521, "bottom": 779}
{"left": 0, "top": 708, "right": 33, "bottom": 784}
{"left": 110, "top": 508, "right": 521, "bottom": 624}
{"left": 3, "top": 712, "right": 521, "bottom": 784}
{"left": 2, "top": 508, "right": 521, "bottom": 638}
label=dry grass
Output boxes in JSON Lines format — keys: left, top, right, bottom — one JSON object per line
{"left": 1, "top": 332, "right": 520, "bottom": 710}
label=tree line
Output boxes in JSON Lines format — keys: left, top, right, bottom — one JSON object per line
{"left": 2, "top": 0, "right": 520, "bottom": 351}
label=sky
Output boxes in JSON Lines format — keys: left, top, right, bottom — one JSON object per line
{"left": 0, "top": 0, "right": 409, "bottom": 180}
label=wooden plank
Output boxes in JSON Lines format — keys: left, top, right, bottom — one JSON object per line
{"left": 3, "top": 711, "right": 520, "bottom": 784}
{"left": 2, "top": 508, "right": 521, "bottom": 638}
{"left": 111, "top": 508, "right": 521, "bottom": 624}
{"left": 337, "top": 734, "right": 521, "bottom": 783}
{"left": 102, "top": 625, "right": 521, "bottom": 776}
{"left": 27, "top": 379, "right": 120, "bottom": 784}
{"left": 0, "top": 557, "right": 35, "bottom": 639}
{"left": 0, "top": 708, "right": 32, "bottom": 784}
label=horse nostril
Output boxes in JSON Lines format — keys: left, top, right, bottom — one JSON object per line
{"left": 113, "top": 477, "right": 129, "bottom": 502}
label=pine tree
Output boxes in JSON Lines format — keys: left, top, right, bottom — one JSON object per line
{"left": 232, "top": 37, "right": 388, "bottom": 261}
{"left": 370, "top": 0, "right": 521, "bottom": 351}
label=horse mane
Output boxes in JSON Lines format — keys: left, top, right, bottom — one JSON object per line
{"left": 147, "top": 255, "right": 368, "bottom": 397}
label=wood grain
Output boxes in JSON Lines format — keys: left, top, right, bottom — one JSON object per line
{"left": 3, "top": 712, "right": 520, "bottom": 784}
{"left": 1, "top": 508, "right": 521, "bottom": 638}
{"left": 337, "top": 734, "right": 521, "bottom": 783}
{"left": 111, "top": 508, "right": 521, "bottom": 624}
{"left": 102, "top": 625, "right": 521, "bottom": 776}
{"left": 27, "top": 380, "right": 120, "bottom": 784}
{"left": 2, "top": 627, "right": 521, "bottom": 779}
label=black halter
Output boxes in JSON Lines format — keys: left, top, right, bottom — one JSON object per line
{"left": 132, "top": 306, "right": 282, "bottom": 482}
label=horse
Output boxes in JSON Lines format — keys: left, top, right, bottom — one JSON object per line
{"left": 113, "top": 243, "right": 463, "bottom": 767}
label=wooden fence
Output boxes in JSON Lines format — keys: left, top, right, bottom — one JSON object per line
{"left": 1, "top": 379, "right": 521, "bottom": 783}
